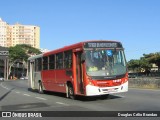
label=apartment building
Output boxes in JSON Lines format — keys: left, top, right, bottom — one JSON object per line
{"left": 0, "top": 18, "right": 40, "bottom": 49}
{"left": 0, "top": 18, "right": 7, "bottom": 47}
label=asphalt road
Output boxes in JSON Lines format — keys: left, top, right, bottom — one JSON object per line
{"left": 0, "top": 80, "right": 160, "bottom": 119}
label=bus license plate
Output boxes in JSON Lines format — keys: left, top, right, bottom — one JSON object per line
{"left": 108, "top": 88, "right": 117, "bottom": 92}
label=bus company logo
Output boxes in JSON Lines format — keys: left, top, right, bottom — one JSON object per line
{"left": 2, "top": 112, "right": 11, "bottom": 117}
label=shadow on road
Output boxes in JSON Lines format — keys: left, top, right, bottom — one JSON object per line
{"left": 28, "top": 88, "right": 123, "bottom": 101}
{"left": 1, "top": 102, "right": 49, "bottom": 111}
{"left": 75, "top": 94, "right": 123, "bottom": 102}
{"left": 0, "top": 88, "right": 15, "bottom": 101}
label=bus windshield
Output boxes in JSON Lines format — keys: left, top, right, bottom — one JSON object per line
{"left": 85, "top": 49, "right": 127, "bottom": 77}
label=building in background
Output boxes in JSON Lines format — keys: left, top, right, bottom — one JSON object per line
{"left": 0, "top": 18, "right": 40, "bottom": 49}
{"left": 0, "top": 18, "right": 8, "bottom": 47}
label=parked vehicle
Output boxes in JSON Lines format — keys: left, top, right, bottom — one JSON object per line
{"left": 0, "top": 76, "right": 4, "bottom": 81}
{"left": 20, "top": 76, "right": 28, "bottom": 80}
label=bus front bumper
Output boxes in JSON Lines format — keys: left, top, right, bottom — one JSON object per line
{"left": 86, "top": 81, "right": 128, "bottom": 96}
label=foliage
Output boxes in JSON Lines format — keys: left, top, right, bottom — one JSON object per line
{"left": 127, "top": 59, "right": 140, "bottom": 72}
{"left": 9, "top": 44, "right": 41, "bottom": 62}
{"left": 143, "top": 52, "right": 160, "bottom": 70}
{"left": 139, "top": 57, "right": 151, "bottom": 70}
{"left": 127, "top": 52, "right": 160, "bottom": 72}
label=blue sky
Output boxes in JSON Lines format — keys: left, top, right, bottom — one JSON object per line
{"left": 0, "top": 0, "right": 160, "bottom": 61}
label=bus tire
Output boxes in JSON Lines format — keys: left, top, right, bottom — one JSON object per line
{"left": 68, "top": 84, "right": 75, "bottom": 99}
{"left": 38, "top": 81, "right": 44, "bottom": 94}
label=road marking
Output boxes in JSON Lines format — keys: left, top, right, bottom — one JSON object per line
{"left": 0, "top": 83, "right": 5, "bottom": 88}
{"left": 0, "top": 83, "right": 9, "bottom": 90}
{"left": 23, "top": 94, "right": 31, "bottom": 96}
{"left": 56, "top": 102, "right": 69, "bottom": 106}
{"left": 15, "top": 91, "right": 20, "bottom": 94}
{"left": 35, "top": 97, "right": 47, "bottom": 100}
{"left": 2, "top": 86, "right": 8, "bottom": 89}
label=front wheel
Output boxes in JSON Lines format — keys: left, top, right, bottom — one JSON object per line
{"left": 68, "top": 84, "right": 75, "bottom": 99}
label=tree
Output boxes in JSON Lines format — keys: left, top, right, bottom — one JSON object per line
{"left": 9, "top": 45, "right": 28, "bottom": 62}
{"left": 144, "top": 52, "right": 160, "bottom": 71}
{"left": 9, "top": 44, "right": 41, "bottom": 62}
{"left": 127, "top": 57, "right": 151, "bottom": 73}
{"left": 8, "top": 44, "right": 42, "bottom": 78}
{"left": 139, "top": 56, "right": 151, "bottom": 71}
{"left": 127, "top": 52, "right": 160, "bottom": 75}
{"left": 127, "top": 59, "right": 140, "bottom": 72}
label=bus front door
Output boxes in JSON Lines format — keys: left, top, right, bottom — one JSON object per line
{"left": 75, "top": 51, "right": 84, "bottom": 94}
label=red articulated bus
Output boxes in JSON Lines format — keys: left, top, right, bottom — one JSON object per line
{"left": 28, "top": 40, "right": 128, "bottom": 99}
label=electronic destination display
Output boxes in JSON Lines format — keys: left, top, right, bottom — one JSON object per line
{"left": 84, "top": 42, "right": 123, "bottom": 48}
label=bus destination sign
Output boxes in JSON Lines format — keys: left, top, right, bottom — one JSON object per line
{"left": 84, "top": 42, "right": 122, "bottom": 48}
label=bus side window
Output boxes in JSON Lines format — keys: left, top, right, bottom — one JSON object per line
{"left": 49, "top": 55, "right": 55, "bottom": 69}
{"left": 56, "top": 53, "right": 63, "bottom": 69}
{"left": 43, "top": 56, "right": 48, "bottom": 70}
{"left": 38, "top": 58, "right": 42, "bottom": 71}
{"left": 64, "top": 50, "right": 72, "bottom": 69}
{"left": 35, "top": 59, "right": 38, "bottom": 71}
{"left": 35, "top": 58, "right": 42, "bottom": 71}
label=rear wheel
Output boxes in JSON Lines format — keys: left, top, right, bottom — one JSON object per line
{"left": 68, "top": 84, "right": 75, "bottom": 99}
{"left": 38, "top": 81, "right": 44, "bottom": 94}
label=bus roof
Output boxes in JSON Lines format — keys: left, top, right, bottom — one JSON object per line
{"left": 43, "top": 40, "right": 122, "bottom": 56}
{"left": 28, "top": 54, "right": 43, "bottom": 60}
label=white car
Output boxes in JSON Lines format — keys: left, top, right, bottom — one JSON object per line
{"left": 0, "top": 77, "right": 4, "bottom": 81}
{"left": 20, "top": 76, "right": 28, "bottom": 80}
{"left": 24, "top": 76, "right": 28, "bottom": 80}
{"left": 20, "top": 77, "right": 25, "bottom": 80}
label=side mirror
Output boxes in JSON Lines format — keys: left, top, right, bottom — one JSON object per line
{"left": 81, "top": 53, "right": 85, "bottom": 63}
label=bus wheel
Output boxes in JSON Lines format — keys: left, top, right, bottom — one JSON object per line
{"left": 68, "top": 84, "right": 75, "bottom": 99}
{"left": 38, "top": 82, "right": 44, "bottom": 94}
